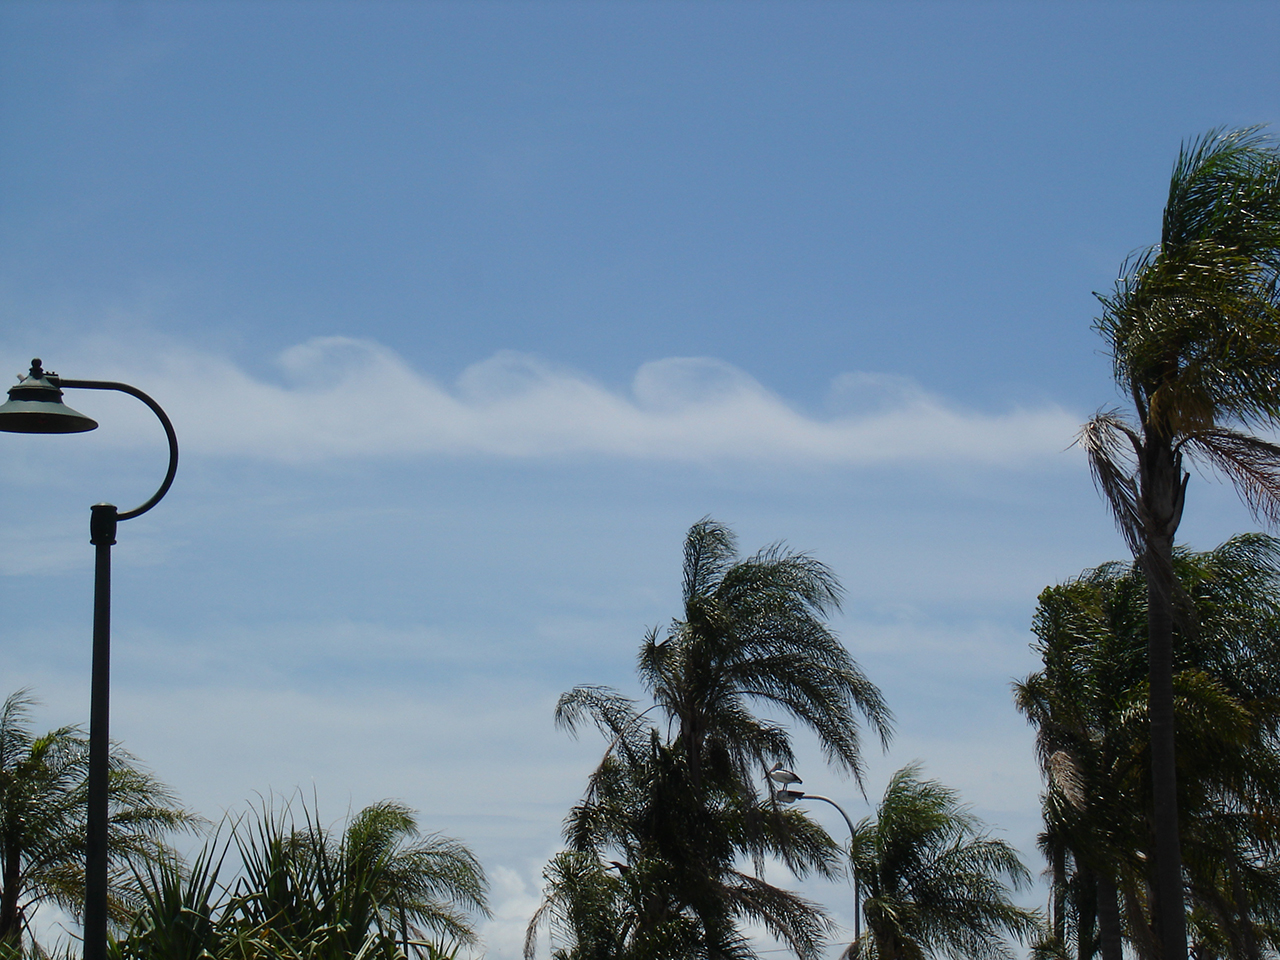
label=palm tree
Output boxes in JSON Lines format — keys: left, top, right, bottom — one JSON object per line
{"left": 1080, "top": 127, "right": 1280, "bottom": 960}
{"left": 533, "top": 518, "right": 892, "bottom": 959}
{"left": 0, "top": 689, "right": 195, "bottom": 953}
{"left": 1016, "top": 536, "right": 1280, "bottom": 960}
{"left": 526, "top": 849, "right": 629, "bottom": 960}
{"left": 1016, "top": 567, "right": 1150, "bottom": 960}
{"left": 560, "top": 518, "right": 892, "bottom": 799}
{"left": 842, "top": 764, "right": 1040, "bottom": 960}
{"left": 529, "top": 732, "right": 840, "bottom": 959}
{"left": 117, "top": 796, "right": 490, "bottom": 960}
{"left": 237, "top": 798, "right": 490, "bottom": 958}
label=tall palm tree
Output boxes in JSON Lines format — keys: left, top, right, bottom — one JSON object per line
{"left": 529, "top": 732, "right": 840, "bottom": 960}
{"left": 0, "top": 689, "right": 195, "bottom": 953}
{"left": 534, "top": 518, "right": 892, "bottom": 959}
{"left": 1016, "top": 536, "right": 1280, "bottom": 960}
{"left": 1080, "top": 127, "right": 1280, "bottom": 960}
{"left": 843, "top": 764, "right": 1040, "bottom": 960}
{"left": 559, "top": 518, "right": 892, "bottom": 798}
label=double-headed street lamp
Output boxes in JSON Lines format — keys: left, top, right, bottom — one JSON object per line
{"left": 768, "top": 766, "right": 862, "bottom": 946}
{"left": 0, "top": 359, "right": 178, "bottom": 960}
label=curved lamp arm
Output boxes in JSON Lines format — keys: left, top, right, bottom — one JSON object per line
{"left": 802, "top": 793, "right": 857, "bottom": 842}
{"left": 55, "top": 378, "right": 179, "bottom": 520}
{"left": 769, "top": 771, "right": 864, "bottom": 945}
{"left": 796, "top": 794, "right": 864, "bottom": 945}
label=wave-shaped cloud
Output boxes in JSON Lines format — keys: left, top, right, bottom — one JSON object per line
{"left": 2, "top": 337, "right": 1081, "bottom": 467}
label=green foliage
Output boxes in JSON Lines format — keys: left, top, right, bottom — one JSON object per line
{"left": 113, "top": 797, "right": 489, "bottom": 960}
{"left": 530, "top": 519, "right": 891, "bottom": 960}
{"left": 119, "top": 842, "right": 228, "bottom": 960}
{"left": 1083, "top": 127, "right": 1280, "bottom": 561}
{"left": 1016, "top": 536, "right": 1280, "bottom": 960}
{"left": 843, "top": 765, "right": 1040, "bottom": 960}
{"left": 531, "top": 739, "right": 836, "bottom": 960}
{"left": 643, "top": 518, "right": 892, "bottom": 791}
{"left": 1099, "top": 128, "right": 1280, "bottom": 439}
{"left": 0, "top": 690, "right": 197, "bottom": 955}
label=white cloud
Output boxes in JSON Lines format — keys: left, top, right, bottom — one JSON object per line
{"left": 3, "top": 338, "right": 1083, "bottom": 468}
{"left": 483, "top": 865, "right": 548, "bottom": 960}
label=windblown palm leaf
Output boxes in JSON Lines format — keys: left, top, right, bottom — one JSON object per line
{"left": 639, "top": 518, "right": 891, "bottom": 795}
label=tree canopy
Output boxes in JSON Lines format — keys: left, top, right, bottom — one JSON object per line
{"left": 844, "top": 764, "right": 1040, "bottom": 960}
{"left": 1017, "top": 535, "right": 1280, "bottom": 960}
{"left": 530, "top": 519, "right": 891, "bottom": 960}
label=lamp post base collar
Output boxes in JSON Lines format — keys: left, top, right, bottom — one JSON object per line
{"left": 90, "top": 504, "right": 118, "bottom": 546}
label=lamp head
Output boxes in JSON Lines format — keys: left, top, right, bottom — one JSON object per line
{"left": 0, "top": 359, "right": 98, "bottom": 434}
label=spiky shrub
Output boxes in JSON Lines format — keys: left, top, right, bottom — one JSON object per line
{"left": 114, "top": 797, "right": 489, "bottom": 960}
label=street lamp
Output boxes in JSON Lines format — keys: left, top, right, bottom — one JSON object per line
{"left": 768, "top": 766, "right": 862, "bottom": 946}
{"left": 0, "top": 359, "right": 178, "bottom": 960}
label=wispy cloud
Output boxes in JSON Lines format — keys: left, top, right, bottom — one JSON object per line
{"left": 2, "top": 337, "right": 1081, "bottom": 467}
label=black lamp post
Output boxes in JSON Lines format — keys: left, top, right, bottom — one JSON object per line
{"left": 0, "top": 359, "right": 177, "bottom": 960}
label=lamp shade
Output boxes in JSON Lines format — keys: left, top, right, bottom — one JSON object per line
{"left": 0, "top": 360, "right": 98, "bottom": 434}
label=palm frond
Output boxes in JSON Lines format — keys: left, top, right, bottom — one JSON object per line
{"left": 1078, "top": 413, "right": 1144, "bottom": 558}
{"left": 0, "top": 691, "right": 194, "bottom": 948}
{"left": 723, "top": 871, "right": 833, "bottom": 960}
{"left": 1163, "top": 127, "right": 1280, "bottom": 265}
{"left": 683, "top": 517, "right": 739, "bottom": 605}
{"left": 1097, "top": 129, "right": 1280, "bottom": 436}
{"left": 1183, "top": 428, "right": 1280, "bottom": 525}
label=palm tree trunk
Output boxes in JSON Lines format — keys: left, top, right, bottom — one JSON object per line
{"left": 1051, "top": 846, "right": 1067, "bottom": 947}
{"left": 1075, "top": 867, "right": 1097, "bottom": 960}
{"left": 1142, "top": 434, "right": 1187, "bottom": 960}
{"left": 1231, "top": 868, "right": 1260, "bottom": 960}
{"left": 1097, "top": 873, "right": 1123, "bottom": 960}
{"left": 1147, "top": 554, "right": 1185, "bottom": 960}
{"left": 680, "top": 715, "right": 705, "bottom": 791}
{"left": 0, "top": 847, "right": 21, "bottom": 945}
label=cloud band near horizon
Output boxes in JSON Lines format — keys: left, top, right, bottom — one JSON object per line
{"left": 2, "top": 337, "right": 1083, "bottom": 468}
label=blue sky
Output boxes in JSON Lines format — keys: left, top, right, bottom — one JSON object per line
{"left": 3, "top": 2, "right": 1279, "bottom": 955}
